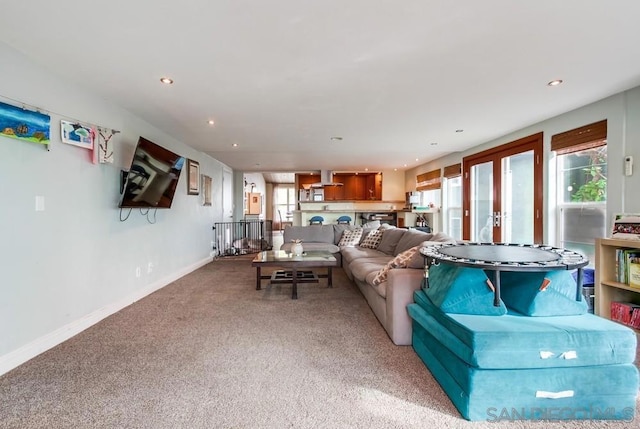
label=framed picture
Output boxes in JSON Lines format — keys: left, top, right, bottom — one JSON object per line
{"left": 187, "top": 159, "right": 200, "bottom": 195}
{"left": 61, "top": 120, "right": 93, "bottom": 149}
{"left": 611, "top": 213, "right": 640, "bottom": 240}
{"left": 202, "top": 175, "right": 212, "bottom": 206}
{"left": 0, "top": 100, "right": 50, "bottom": 145}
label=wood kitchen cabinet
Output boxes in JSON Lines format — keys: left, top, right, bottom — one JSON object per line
{"left": 296, "top": 172, "right": 382, "bottom": 201}
{"left": 323, "top": 185, "right": 344, "bottom": 200}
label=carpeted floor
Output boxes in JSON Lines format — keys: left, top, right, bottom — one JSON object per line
{"left": 0, "top": 256, "right": 638, "bottom": 429}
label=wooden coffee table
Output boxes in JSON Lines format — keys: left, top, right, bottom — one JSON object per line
{"left": 252, "top": 250, "right": 338, "bottom": 299}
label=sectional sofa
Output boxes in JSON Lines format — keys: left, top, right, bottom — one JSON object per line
{"left": 281, "top": 223, "right": 456, "bottom": 345}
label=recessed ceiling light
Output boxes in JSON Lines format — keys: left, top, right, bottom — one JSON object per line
{"left": 404, "top": 164, "right": 408, "bottom": 167}
{"left": 394, "top": 168, "right": 398, "bottom": 171}
{"left": 455, "top": 129, "right": 464, "bottom": 133}
{"left": 415, "top": 158, "right": 419, "bottom": 162}
{"left": 547, "top": 79, "right": 563, "bottom": 86}
{"left": 364, "top": 168, "right": 369, "bottom": 172}
{"left": 232, "top": 143, "right": 238, "bottom": 147}
{"left": 330, "top": 136, "right": 343, "bottom": 141}
{"left": 160, "top": 77, "right": 174, "bottom": 84}
{"left": 208, "top": 120, "right": 215, "bottom": 125}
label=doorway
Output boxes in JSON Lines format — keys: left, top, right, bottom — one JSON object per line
{"left": 463, "top": 133, "right": 543, "bottom": 243}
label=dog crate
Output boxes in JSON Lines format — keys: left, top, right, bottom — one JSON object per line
{"left": 213, "top": 219, "right": 273, "bottom": 256}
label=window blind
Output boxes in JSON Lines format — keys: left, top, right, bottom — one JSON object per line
{"left": 551, "top": 120, "right": 607, "bottom": 155}
{"left": 443, "top": 163, "right": 462, "bottom": 178}
{"left": 416, "top": 168, "right": 441, "bottom": 191}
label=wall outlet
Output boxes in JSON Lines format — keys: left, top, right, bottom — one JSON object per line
{"left": 147, "top": 262, "right": 153, "bottom": 274}
{"left": 625, "top": 155, "right": 633, "bottom": 176}
{"left": 135, "top": 267, "right": 141, "bottom": 278}
{"left": 35, "top": 196, "right": 45, "bottom": 211}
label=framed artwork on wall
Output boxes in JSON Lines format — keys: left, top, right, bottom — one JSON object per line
{"left": 0, "top": 100, "right": 50, "bottom": 145}
{"left": 187, "top": 159, "right": 200, "bottom": 195}
{"left": 61, "top": 120, "right": 93, "bottom": 149}
{"left": 202, "top": 175, "right": 212, "bottom": 206}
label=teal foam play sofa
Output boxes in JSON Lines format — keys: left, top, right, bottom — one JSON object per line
{"left": 408, "top": 264, "right": 639, "bottom": 421}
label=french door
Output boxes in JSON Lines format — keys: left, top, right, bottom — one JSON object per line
{"left": 462, "top": 133, "right": 543, "bottom": 243}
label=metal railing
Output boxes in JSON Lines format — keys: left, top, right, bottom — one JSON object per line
{"left": 213, "top": 219, "right": 273, "bottom": 256}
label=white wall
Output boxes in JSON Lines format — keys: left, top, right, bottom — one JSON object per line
{"left": 405, "top": 87, "right": 640, "bottom": 243}
{"left": 0, "top": 42, "right": 230, "bottom": 374}
{"left": 380, "top": 169, "right": 405, "bottom": 201}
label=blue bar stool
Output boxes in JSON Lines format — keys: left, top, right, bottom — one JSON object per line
{"left": 309, "top": 216, "right": 324, "bottom": 225}
{"left": 337, "top": 215, "right": 352, "bottom": 225}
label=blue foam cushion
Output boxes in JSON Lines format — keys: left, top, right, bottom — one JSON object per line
{"left": 411, "top": 319, "right": 639, "bottom": 421}
{"left": 425, "top": 263, "right": 507, "bottom": 315}
{"left": 410, "top": 291, "right": 637, "bottom": 369}
{"left": 500, "top": 270, "right": 588, "bottom": 316}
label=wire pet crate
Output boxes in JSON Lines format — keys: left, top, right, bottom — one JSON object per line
{"left": 213, "top": 220, "right": 273, "bottom": 256}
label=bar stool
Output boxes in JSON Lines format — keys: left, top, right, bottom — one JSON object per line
{"left": 337, "top": 215, "right": 352, "bottom": 225}
{"left": 309, "top": 216, "right": 324, "bottom": 225}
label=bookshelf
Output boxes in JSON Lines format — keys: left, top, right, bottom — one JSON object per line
{"left": 595, "top": 237, "right": 640, "bottom": 330}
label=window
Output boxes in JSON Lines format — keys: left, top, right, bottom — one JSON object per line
{"left": 419, "top": 189, "right": 441, "bottom": 208}
{"left": 416, "top": 168, "right": 442, "bottom": 209}
{"left": 442, "top": 163, "right": 462, "bottom": 240}
{"left": 556, "top": 146, "right": 607, "bottom": 264}
{"left": 443, "top": 176, "right": 462, "bottom": 240}
{"left": 552, "top": 120, "right": 607, "bottom": 264}
{"left": 274, "top": 185, "right": 295, "bottom": 228}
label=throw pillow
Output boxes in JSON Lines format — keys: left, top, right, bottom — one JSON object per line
{"left": 371, "top": 246, "right": 420, "bottom": 285}
{"left": 363, "top": 220, "right": 381, "bottom": 229}
{"left": 376, "top": 228, "right": 407, "bottom": 255}
{"left": 500, "top": 270, "right": 588, "bottom": 316}
{"left": 337, "top": 228, "right": 363, "bottom": 247}
{"left": 360, "top": 230, "right": 383, "bottom": 249}
{"left": 425, "top": 264, "right": 507, "bottom": 315}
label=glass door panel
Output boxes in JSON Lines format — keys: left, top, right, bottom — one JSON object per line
{"left": 501, "top": 150, "right": 534, "bottom": 243}
{"left": 470, "top": 161, "right": 494, "bottom": 242}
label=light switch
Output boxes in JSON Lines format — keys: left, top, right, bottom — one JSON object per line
{"left": 35, "top": 196, "right": 45, "bottom": 211}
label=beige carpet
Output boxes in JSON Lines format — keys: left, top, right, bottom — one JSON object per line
{"left": 0, "top": 256, "right": 638, "bottom": 429}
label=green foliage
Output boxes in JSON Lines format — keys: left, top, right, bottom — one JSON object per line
{"left": 571, "top": 164, "right": 606, "bottom": 202}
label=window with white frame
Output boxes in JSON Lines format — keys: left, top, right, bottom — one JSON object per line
{"left": 274, "top": 185, "right": 295, "bottom": 227}
{"left": 443, "top": 176, "right": 462, "bottom": 240}
{"left": 442, "top": 163, "right": 462, "bottom": 240}
{"left": 553, "top": 120, "right": 607, "bottom": 265}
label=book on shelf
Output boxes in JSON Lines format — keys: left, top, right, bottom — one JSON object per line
{"left": 614, "top": 248, "right": 640, "bottom": 284}
{"left": 629, "top": 257, "right": 640, "bottom": 288}
{"left": 629, "top": 307, "right": 640, "bottom": 329}
{"left": 610, "top": 301, "right": 640, "bottom": 327}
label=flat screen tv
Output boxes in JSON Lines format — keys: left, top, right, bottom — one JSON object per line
{"left": 119, "top": 137, "right": 185, "bottom": 208}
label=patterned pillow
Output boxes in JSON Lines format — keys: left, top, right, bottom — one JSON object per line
{"left": 360, "top": 230, "right": 383, "bottom": 249}
{"left": 371, "top": 247, "right": 420, "bottom": 285}
{"left": 337, "top": 228, "right": 363, "bottom": 247}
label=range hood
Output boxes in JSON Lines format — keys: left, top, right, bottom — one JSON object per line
{"left": 310, "top": 170, "right": 343, "bottom": 188}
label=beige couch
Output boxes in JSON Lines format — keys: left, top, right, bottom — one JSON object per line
{"left": 281, "top": 224, "right": 456, "bottom": 345}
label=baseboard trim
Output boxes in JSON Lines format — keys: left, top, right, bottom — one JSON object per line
{"left": 0, "top": 256, "right": 212, "bottom": 376}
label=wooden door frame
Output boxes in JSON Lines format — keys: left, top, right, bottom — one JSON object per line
{"left": 462, "top": 132, "right": 544, "bottom": 243}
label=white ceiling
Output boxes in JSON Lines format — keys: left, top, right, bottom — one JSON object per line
{"left": 2, "top": 1, "right": 640, "bottom": 174}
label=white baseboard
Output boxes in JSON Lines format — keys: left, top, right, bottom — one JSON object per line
{"left": 0, "top": 256, "right": 212, "bottom": 376}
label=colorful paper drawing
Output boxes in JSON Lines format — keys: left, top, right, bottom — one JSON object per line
{"left": 61, "top": 120, "right": 94, "bottom": 149}
{"left": 96, "top": 127, "right": 119, "bottom": 164}
{"left": 0, "top": 100, "right": 50, "bottom": 145}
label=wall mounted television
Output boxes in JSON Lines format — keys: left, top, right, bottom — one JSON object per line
{"left": 119, "top": 137, "right": 186, "bottom": 208}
